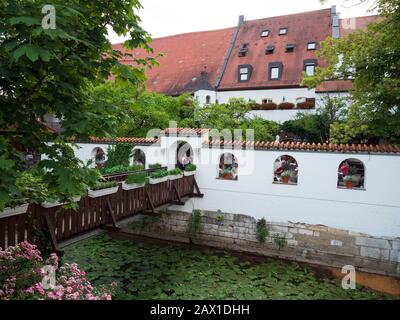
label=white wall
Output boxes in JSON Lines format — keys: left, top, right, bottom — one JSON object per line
{"left": 173, "top": 147, "right": 400, "bottom": 238}
{"left": 194, "top": 90, "right": 217, "bottom": 106}
{"left": 72, "top": 137, "right": 400, "bottom": 238}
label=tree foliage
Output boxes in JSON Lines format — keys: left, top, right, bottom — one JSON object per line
{"left": 0, "top": 0, "right": 153, "bottom": 209}
{"left": 304, "top": 0, "right": 400, "bottom": 143}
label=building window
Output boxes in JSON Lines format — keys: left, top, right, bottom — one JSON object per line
{"left": 338, "top": 159, "right": 365, "bottom": 190}
{"left": 238, "top": 44, "right": 249, "bottom": 57}
{"left": 307, "top": 41, "right": 317, "bottom": 50}
{"left": 279, "top": 27, "right": 288, "bottom": 35}
{"left": 262, "top": 98, "right": 273, "bottom": 104}
{"left": 238, "top": 64, "right": 253, "bottom": 82}
{"left": 273, "top": 155, "right": 298, "bottom": 185}
{"left": 205, "top": 95, "right": 211, "bottom": 104}
{"left": 303, "top": 59, "right": 318, "bottom": 77}
{"left": 265, "top": 45, "right": 275, "bottom": 54}
{"left": 260, "top": 30, "right": 270, "bottom": 37}
{"left": 269, "top": 62, "right": 283, "bottom": 80}
{"left": 285, "top": 43, "right": 296, "bottom": 52}
{"left": 218, "top": 153, "right": 238, "bottom": 180}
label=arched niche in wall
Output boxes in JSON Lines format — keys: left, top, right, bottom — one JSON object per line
{"left": 132, "top": 148, "right": 146, "bottom": 167}
{"left": 218, "top": 153, "right": 238, "bottom": 180}
{"left": 337, "top": 158, "right": 365, "bottom": 190}
{"left": 175, "top": 141, "right": 194, "bottom": 170}
{"left": 273, "top": 155, "right": 298, "bottom": 185}
{"left": 91, "top": 147, "right": 106, "bottom": 169}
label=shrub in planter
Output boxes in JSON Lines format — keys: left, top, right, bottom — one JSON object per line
{"left": 148, "top": 163, "right": 162, "bottom": 169}
{"left": 184, "top": 164, "right": 197, "bottom": 176}
{"left": 122, "top": 172, "right": 147, "bottom": 190}
{"left": 278, "top": 102, "right": 295, "bottom": 110}
{"left": 260, "top": 102, "right": 278, "bottom": 110}
{"left": 149, "top": 169, "right": 168, "bottom": 184}
{"left": 41, "top": 196, "right": 82, "bottom": 209}
{"left": 297, "top": 101, "right": 315, "bottom": 109}
{"left": 168, "top": 168, "right": 183, "bottom": 180}
{"left": 129, "top": 164, "right": 145, "bottom": 172}
{"left": 87, "top": 181, "right": 119, "bottom": 198}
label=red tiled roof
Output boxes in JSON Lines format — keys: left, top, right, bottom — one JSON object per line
{"left": 218, "top": 9, "right": 332, "bottom": 90}
{"left": 162, "top": 128, "right": 209, "bottom": 136}
{"left": 203, "top": 140, "right": 400, "bottom": 154}
{"left": 89, "top": 137, "right": 159, "bottom": 145}
{"left": 113, "top": 27, "right": 235, "bottom": 95}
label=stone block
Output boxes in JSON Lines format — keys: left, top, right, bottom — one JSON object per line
{"left": 298, "top": 228, "right": 314, "bottom": 236}
{"left": 287, "top": 240, "right": 298, "bottom": 246}
{"left": 389, "top": 250, "right": 400, "bottom": 263}
{"left": 270, "top": 225, "right": 289, "bottom": 233}
{"left": 360, "top": 247, "right": 390, "bottom": 260}
{"left": 355, "top": 237, "right": 391, "bottom": 249}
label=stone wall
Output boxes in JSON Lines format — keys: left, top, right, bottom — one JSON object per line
{"left": 121, "top": 210, "right": 400, "bottom": 278}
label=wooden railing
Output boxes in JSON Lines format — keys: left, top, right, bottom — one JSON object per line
{"left": 0, "top": 175, "right": 202, "bottom": 253}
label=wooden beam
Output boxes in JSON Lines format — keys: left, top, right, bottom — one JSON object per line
{"left": 172, "top": 180, "right": 182, "bottom": 203}
{"left": 44, "top": 211, "right": 63, "bottom": 256}
{"left": 145, "top": 187, "right": 155, "bottom": 213}
{"left": 192, "top": 178, "right": 204, "bottom": 198}
{"left": 106, "top": 198, "right": 118, "bottom": 227}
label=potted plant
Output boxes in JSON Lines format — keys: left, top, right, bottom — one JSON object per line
{"left": 122, "top": 172, "right": 147, "bottom": 190}
{"left": 184, "top": 164, "right": 197, "bottom": 176}
{"left": 168, "top": 168, "right": 183, "bottom": 180}
{"left": 281, "top": 171, "right": 291, "bottom": 184}
{"left": 148, "top": 163, "right": 162, "bottom": 169}
{"left": 260, "top": 102, "right": 278, "bottom": 110}
{"left": 278, "top": 102, "right": 295, "bottom": 110}
{"left": 87, "top": 181, "right": 119, "bottom": 198}
{"left": 149, "top": 169, "right": 168, "bottom": 184}
{"left": 343, "top": 167, "right": 357, "bottom": 189}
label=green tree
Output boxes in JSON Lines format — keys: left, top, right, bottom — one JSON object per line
{"left": 304, "top": 0, "right": 400, "bottom": 143}
{"left": 281, "top": 95, "right": 348, "bottom": 143}
{"left": 0, "top": 0, "right": 154, "bottom": 209}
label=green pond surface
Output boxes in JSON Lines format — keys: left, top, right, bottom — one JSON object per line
{"left": 63, "top": 234, "right": 394, "bottom": 300}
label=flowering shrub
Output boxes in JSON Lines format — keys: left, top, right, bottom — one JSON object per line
{"left": 0, "top": 242, "right": 116, "bottom": 300}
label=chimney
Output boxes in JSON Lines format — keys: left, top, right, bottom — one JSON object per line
{"left": 238, "top": 15, "right": 245, "bottom": 26}
{"left": 331, "top": 5, "right": 340, "bottom": 39}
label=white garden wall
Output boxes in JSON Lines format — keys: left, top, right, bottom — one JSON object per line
{"left": 73, "top": 136, "right": 400, "bottom": 238}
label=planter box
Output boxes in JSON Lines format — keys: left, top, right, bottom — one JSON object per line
{"left": 168, "top": 174, "right": 183, "bottom": 181}
{"left": 87, "top": 186, "right": 119, "bottom": 198}
{"left": 42, "top": 197, "right": 81, "bottom": 209}
{"left": 184, "top": 170, "right": 196, "bottom": 176}
{"left": 149, "top": 176, "right": 168, "bottom": 185}
{"left": 122, "top": 182, "right": 145, "bottom": 191}
{"left": 0, "top": 203, "right": 29, "bottom": 218}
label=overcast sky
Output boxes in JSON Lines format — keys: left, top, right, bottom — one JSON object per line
{"left": 108, "top": 0, "right": 376, "bottom": 44}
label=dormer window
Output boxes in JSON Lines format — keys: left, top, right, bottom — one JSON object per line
{"left": 285, "top": 43, "right": 296, "bottom": 52}
{"left": 260, "top": 30, "right": 270, "bottom": 37}
{"left": 269, "top": 62, "right": 283, "bottom": 80}
{"left": 238, "top": 44, "right": 248, "bottom": 57}
{"left": 238, "top": 64, "right": 253, "bottom": 82}
{"left": 304, "top": 59, "right": 318, "bottom": 76}
{"left": 265, "top": 45, "right": 275, "bottom": 54}
{"left": 307, "top": 41, "right": 317, "bottom": 50}
{"left": 279, "top": 27, "right": 288, "bottom": 35}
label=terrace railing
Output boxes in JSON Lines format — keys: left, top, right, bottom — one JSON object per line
{"left": 0, "top": 175, "right": 203, "bottom": 254}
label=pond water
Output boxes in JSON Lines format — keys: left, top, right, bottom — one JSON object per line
{"left": 63, "top": 234, "right": 392, "bottom": 300}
